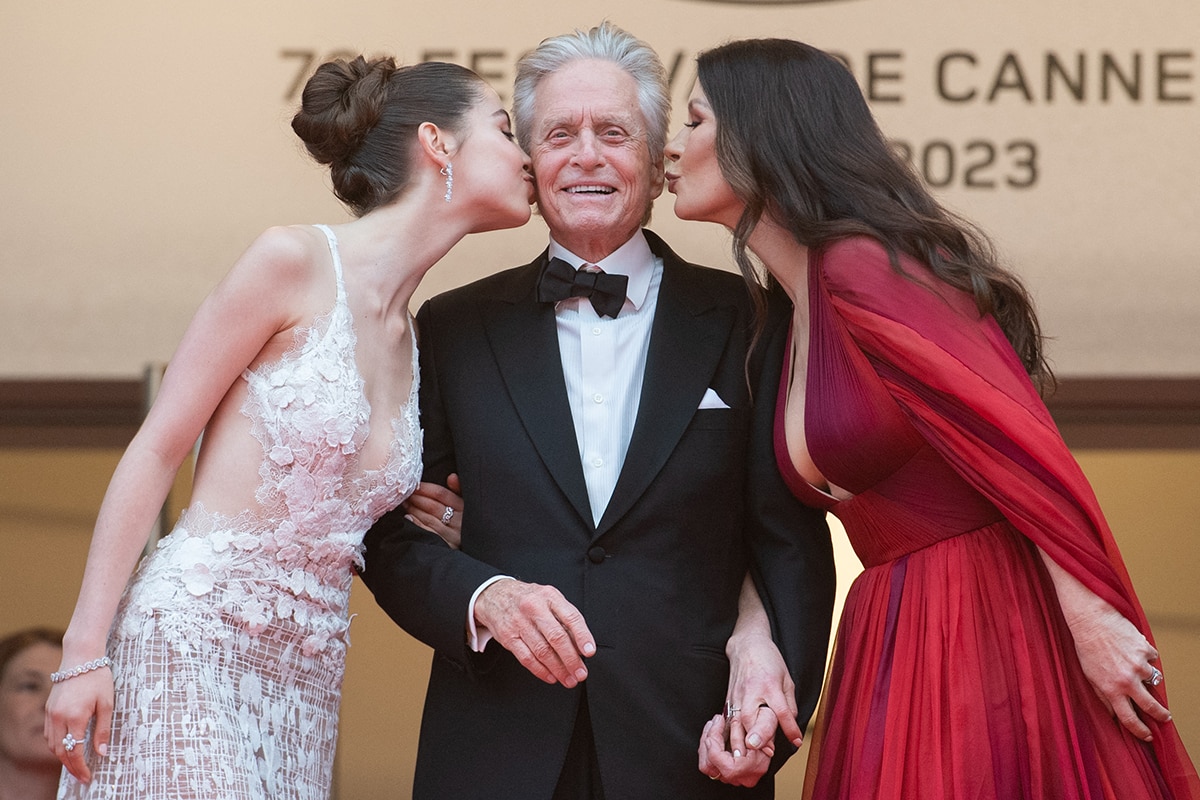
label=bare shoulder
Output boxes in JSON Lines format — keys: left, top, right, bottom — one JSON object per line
{"left": 218, "top": 225, "right": 334, "bottom": 306}
{"left": 189, "top": 224, "right": 335, "bottom": 339}
{"left": 235, "top": 224, "right": 327, "bottom": 284}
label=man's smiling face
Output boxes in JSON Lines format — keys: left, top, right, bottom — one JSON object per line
{"left": 528, "top": 59, "right": 664, "bottom": 262}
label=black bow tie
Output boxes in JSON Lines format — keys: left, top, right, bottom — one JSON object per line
{"left": 536, "top": 257, "right": 629, "bottom": 318}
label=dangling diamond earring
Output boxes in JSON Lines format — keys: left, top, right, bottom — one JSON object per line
{"left": 441, "top": 163, "right": 453, "bottom": 203}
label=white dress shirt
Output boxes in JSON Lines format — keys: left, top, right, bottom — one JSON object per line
{"left": 549, "top": 231, "right": 660, "bottom": 525}
{"left": 467, "top": 231, "right": 663, "bottom": 650}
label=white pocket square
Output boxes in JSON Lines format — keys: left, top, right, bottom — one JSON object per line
{"left": 698, "top": 387, "right": 731, "bottom": 410}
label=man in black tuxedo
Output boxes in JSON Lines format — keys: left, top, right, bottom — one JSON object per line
{"left": 361, "top": 22, "right": 835, "bottom": 800}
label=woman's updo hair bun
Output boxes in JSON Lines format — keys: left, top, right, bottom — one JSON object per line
{"left": 292, "top": 56, "right": 487, "bottom": 216}
{"left": 292, "top": 55, "right": 396, "bottom": 166}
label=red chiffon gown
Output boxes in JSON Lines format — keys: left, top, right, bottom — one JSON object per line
{"left": 779, "top": 237, "right": 1199, "bottom": 799}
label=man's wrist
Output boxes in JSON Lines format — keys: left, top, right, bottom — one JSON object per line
{"left": 467, "top": 575, "right": 516, "bottom": 651}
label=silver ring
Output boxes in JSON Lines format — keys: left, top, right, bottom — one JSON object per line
{"left": 62, "top": 733, "right": 85, "bottom": 752}
{"left": 1146, "top": 666, "right": 1164, "bottom": 687}
{"left": 724, "top": 701, "right": 740, "bottom": 720}
{"left": 441, "top": 506, "right": 454, "bottom": 524}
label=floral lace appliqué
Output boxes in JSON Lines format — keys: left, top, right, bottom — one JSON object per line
{"left": 60, "top": 224, "right": 422, "bottom": 800}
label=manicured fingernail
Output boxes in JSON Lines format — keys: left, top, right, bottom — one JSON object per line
{"left": 747, "top": 733, "right": 762, "bottom": 748}
{"left": 575, "top": 668, "right": 588, "bottom": 681}
{"left": 97, "top": 743, "right": 108, "bottom": 756}
{"left": 733, "top": 750, "right": 742, "bottom": 758}
{"left": 792, "top": 737, "right": 804, "bottom": 747}
{"left": 583, "top": 642, "right": 596, "bottom": 655}
{"left": 404, "top": 515, "right": 415, "bottom": 522}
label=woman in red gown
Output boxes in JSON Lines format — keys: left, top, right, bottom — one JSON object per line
{"left": 665, "top": 38, "right": 1199, "bottom": 799}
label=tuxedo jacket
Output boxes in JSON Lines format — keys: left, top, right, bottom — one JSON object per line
{"left": 361, "top": 230, "right": 835, "bottom": 800}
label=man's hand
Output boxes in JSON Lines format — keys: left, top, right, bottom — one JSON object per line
{"left": 698, "top": 713, "right": 771, "bottom": 787}
{"left": 474, "top": 579, "right": 596, "bottom": 687}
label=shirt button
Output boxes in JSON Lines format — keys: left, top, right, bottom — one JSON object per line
{"left": 591, "top": 457, "right": 604, "bottom": 468}
{"left": 587, "top": 546, "right": 607, "bottom": 564}
{"left": 592, "top": 326, "right": 602, "bottom": 336}
{"left": 592, "top": 393, "right": 604, "bottom": 404}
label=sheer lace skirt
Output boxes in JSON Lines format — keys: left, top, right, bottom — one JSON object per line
{"left": 59, "top": 509, "right": 352, "bottom": 800}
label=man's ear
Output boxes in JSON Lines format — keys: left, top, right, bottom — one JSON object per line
{"left": 417, "top": 121, "right": 457, "bottom": 169}
{"left": 648, "top": 155, "right": 666, "bottom": 200}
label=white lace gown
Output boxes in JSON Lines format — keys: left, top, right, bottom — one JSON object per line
{"left": 60, "top": 224, "right": 422, "bottom": 800}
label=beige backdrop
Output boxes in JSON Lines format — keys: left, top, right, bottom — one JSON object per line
{"left": 2, "top": 1, "right": 1199, "bottom": 797}
{"left": 1, "top": 0, "right": 1198, "bottom": 377}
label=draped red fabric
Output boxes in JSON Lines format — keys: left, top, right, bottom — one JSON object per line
{"left": 781, "top": 237, "right": 1198, "bottom": 799}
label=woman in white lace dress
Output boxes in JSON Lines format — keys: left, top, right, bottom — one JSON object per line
{"left": 44, "top": 55, "right": 533, "bottom": 800}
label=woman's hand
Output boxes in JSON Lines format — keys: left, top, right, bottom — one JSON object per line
{"left": 725, "top": 629, "right": 802, "bottom": 756}
{"left": 725, "top": 574, "right": 803, "bottom": 754}
{"left": 1038, "top": 546, "right": 1171, "bottom": 741}
{"left": 697, "top": 645, "right": 798, "bottom": 788}
{"left": 44, "top": 669, "right": 115, "bottom": 783}
{"left": 403, "top": 473, "right": 462, "bottom": 548}
{"left": 697, "top": 573, "right": 803, "bottom": 787}
{"left": 1067, "top": 600, "right": 1171, "bottom": 741}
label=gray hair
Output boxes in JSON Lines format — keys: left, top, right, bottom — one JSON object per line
{"left": 513, "top": 22, "right": 670, "bottom": 160}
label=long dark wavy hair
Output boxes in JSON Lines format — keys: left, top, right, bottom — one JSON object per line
{"left": 696, "top": 38, "right": 1052, "bottom": 389}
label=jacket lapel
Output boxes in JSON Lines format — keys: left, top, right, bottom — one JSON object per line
{"left": 482, "top": 256, "right": 595, "bottom": 529}
{"left": 597, "top": 236, "right": 736, "bottom": 534}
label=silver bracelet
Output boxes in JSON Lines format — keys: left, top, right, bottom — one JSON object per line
{"left": 50, "top": 656, "right": 113, "bottom": 684}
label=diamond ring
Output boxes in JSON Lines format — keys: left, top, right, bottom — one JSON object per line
{"left": 62, "top": 733, "right": 85, "bottom": 752}
{"left": 441, "top": 507, "right": 454, "bottom": 524}
{"left": 724, "top": 701, "right": 740, "bottom": 720}
{"left": 1146, "top": 667, "right": 1164, "bottom": 687}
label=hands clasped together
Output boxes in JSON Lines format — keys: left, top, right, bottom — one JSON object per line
{"left": 699, "top": 630, "right": 801, "bottom": 787}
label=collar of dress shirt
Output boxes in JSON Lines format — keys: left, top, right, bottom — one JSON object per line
{"left": 546, "top": 229, "right": 655, "bottom": 311}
